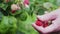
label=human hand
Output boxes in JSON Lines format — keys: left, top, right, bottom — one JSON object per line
{"left": 32, "top": 8, "right": 60, "bottom": 34}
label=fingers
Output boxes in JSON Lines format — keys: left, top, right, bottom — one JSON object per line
{"left": 34, "top": 8, "right": 60, "bottom": 34}
{"left": 32, "top": 19, "right": 59, "bottom": 34}
{"left": 37, "top": 9, "right": 59, "bottom": 21}
{"left": 32, "top": 24, "right": 57, "bottom": 33}
{"left": 32, "top": 23, "right": 43, "bottom": 32}
{"left": 32, "top": 23, "right": 40, "bottom": 29}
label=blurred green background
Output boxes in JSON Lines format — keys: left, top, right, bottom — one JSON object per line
{"left": 0, "top": 0, "right": 60, "bottom": 34}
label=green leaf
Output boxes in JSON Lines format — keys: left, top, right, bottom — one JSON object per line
{"left": 0, "top": 3, "right": 8, "bottom": 10}
{"left": 0, "top": 16, "right": 9, "bottom": 33}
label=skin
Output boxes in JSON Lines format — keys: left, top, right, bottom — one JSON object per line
{"left": 32, "top": 8, "right": 60, "bottom": 34}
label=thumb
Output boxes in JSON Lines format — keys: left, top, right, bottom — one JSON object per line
{"left": 32, "top": 23, "right": 42, "bottom": 30}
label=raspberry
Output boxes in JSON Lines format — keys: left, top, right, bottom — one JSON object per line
{"left": 35, "top": 18, "right": 48, "bottom": 27}
{"left": 11, "top": 10, "right": 16, "bottom": 13}
{"left": 43, "top": 21, "right": 48, "bottom": 27}
{"left": 35, "top": 19, "right": 43, "bottom": 26}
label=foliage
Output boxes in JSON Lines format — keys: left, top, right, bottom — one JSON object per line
{"left": 0, "top": 0, "right": 59, "bottom": 34}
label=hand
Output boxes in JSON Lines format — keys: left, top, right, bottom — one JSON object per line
{"left": 32, "top": 8, "right": 60, "bottom": 34}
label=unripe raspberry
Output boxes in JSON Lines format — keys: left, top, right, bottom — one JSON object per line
{"left": 11, "top": 4, "right": 20, "bottom": 11}
{"left": 43, "top": 2, "right": 52, "bottom": 9}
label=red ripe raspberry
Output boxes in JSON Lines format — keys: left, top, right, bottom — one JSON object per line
{"left": 11, "top": 10, "right": 16, "bottom": 13}
{"left": 43, "top": 21, "right": 48, "bottom": 27}
{"left": 35, "top": 18, "right": 43, "bottom": 26}
{"left": 35, "top": 18, "right": 48, "bottom": 27}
